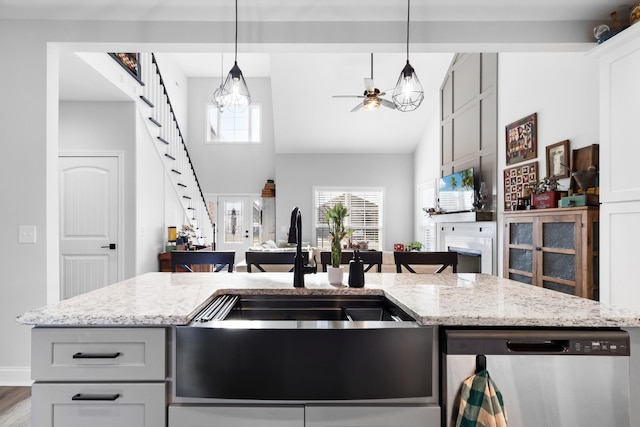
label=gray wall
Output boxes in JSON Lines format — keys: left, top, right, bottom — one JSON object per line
{"left": 441, "top": 53, "right": 498, "bottom": 207}
{"left": 275, "top": 153, "right": 414, "bottom": 250}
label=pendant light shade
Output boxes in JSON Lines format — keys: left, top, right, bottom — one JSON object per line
{"left": 392, "top": 0, "right": 424, "bottom": 112}
{"left": 212, "top": 54, "right": 229, "bottom": 111}
{"left": 219, "top": 0, "right": 250, "bottom": 112}
{"left": 221, "top": 61, "right": 250, "bottom": 111}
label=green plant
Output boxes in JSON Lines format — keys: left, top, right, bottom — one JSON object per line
{"left": 325, "top": 203, "right": 353, "bottom": 268}
{"left": 407, "top": 241, "right": 423, "bottom": 251}
{"left": 530, "top": 176, "right": 560, "bottom": 194}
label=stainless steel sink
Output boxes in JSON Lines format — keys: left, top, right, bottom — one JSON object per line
{"left": 190, "top": 294, "right": 414, "bottom": 323}
{"left": 176, "top": 293, "right": 436, "bottom": 402}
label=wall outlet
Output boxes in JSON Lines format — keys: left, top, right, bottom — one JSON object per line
{"left": 18, "top": 225, "right": 36, "bottom": 244}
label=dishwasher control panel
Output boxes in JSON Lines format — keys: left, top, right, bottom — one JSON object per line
{"left": 573, "top": 339, "right": 629, "bottom": 355}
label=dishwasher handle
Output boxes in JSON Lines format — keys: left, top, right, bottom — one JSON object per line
{"left": 506, "top": 339, "right": 569, "bottom": 353}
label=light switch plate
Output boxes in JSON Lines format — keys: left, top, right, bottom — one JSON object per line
{"left": 18, "top": 225, "right": 37, "bottom": 244}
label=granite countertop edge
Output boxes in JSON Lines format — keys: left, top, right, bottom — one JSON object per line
{"left": 16, "top": 272, "right": 640, "bottom": 328}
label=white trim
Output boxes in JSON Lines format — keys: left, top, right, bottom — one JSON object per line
{"left": 57, "top": 150, "right": 126, "bottom": 303}
{"left": 0, "top": 366, "right": 32, "bottom": 386}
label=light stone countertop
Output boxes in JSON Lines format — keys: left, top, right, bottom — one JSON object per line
{"left": 16, "top": 272, "right": 640, "bottom": 327}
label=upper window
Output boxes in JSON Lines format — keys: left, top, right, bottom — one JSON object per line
{"left": 313, "top": 188, "right": 383, "bottom": 250}
{"left": 206, "top": 104, "right": 261, "bottom": 144}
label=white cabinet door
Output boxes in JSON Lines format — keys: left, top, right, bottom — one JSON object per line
{"left": 305, "top": 406, "right": 440, "bottom": 427}
{"left": 32, "top": 383, "right": 165, "bottom": 427}
{"left": 169, "top": 405, "right": 304, "bottom": 427}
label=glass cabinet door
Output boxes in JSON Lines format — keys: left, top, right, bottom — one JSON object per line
{"left": 505, "top": 219, "right": 534, "bottom": 284}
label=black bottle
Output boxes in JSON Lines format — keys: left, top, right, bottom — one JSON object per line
{"left": 348, "top": 250, "right": 365, "bottom": 288}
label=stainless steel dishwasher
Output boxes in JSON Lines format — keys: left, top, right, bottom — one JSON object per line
{"left": 441, "top": 328, "right": 631, "bottom": 427}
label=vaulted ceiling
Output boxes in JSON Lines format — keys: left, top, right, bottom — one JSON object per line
{"left": 2, "top": 0, "right": 625, "bottom": 153}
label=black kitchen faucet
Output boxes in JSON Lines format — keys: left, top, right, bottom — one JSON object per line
{"left": 288, "top": 207, "right": 316, "bottom": 287}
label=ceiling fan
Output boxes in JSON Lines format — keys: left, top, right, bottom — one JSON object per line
{"left": 333, "top": 53, "right": 396, "bottom": 112}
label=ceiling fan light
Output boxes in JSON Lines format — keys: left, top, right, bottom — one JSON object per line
{"left": 392, "top": 60, "right": 424, "bottom": 112}
{"left": 363, "top": 98, "right": 380, "bottom": 111}
{"left": 222, "top": 61, "right": 251, "bottom": 112}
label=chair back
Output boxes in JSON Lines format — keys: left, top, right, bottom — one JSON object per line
{"left": 394, "top": 251, "right": 458, "bottom": 273}
{"left": 245, "top": 251, "right": 309, "bottom": 273}
{"left": 170, "top": 250, "right": 235, "bottom": 273}
{"left": 320, "top": 251, "right": 383, "bottom": 273}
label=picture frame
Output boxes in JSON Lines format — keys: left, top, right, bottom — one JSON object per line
{"left": 503, "top": 161, "right": 538, "bottom": 210}
{"left": 109, "top": 53, "right": 143, "bottom": 85}
{"left": 546, "top": 140, "right": 570, "bottom": 179}
{"left": 505, "top": 113, "right": 537, "bottom": 165}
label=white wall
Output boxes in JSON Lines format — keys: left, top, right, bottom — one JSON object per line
{"left": 187, "top": 77, "right": 276, "bottom": 194}
{"left": 275, "top": 153, "right": 414, "bottom": 250}
{"left": 413, "top": 99, "right": 442, "bottom": 237}
{"left": 497, "top": 52, "right": 600, "bottom": 273}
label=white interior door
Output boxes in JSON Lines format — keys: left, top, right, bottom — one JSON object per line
{"left": 59, "top": 156, "right": 120, "bottom": 299}
{"left": 216, "top": 195, "right": 260, "bottom": 261}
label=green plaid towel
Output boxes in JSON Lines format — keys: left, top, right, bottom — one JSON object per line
{"left": 455, "top": 370, "right": 508, "bottom": 427}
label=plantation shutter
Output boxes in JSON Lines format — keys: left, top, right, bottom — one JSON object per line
{"left": 314, "top": 188, "right": 383, "bottom": 250}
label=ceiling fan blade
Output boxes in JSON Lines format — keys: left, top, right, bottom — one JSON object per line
{"left": 350, "top": 102, "right": 364, "bottom": 112}
{"left": 333, "top": 95, "right": 366, "bottom": 99}
{"left": 381, "top": 98, "right": 396, "bottom": 109}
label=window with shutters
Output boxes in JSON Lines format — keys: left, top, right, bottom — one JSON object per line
{"left": 314, "top": 188, "right": 383, "bottom": 250}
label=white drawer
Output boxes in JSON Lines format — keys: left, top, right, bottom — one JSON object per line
{"left": 32, "top": 327, "right": 166, "bottom": 381}
{"left": 169, "top": 405, "right": 304, "bottom": 427}
{"left": 32, "top": 382, "right": 165, "bottom": 427}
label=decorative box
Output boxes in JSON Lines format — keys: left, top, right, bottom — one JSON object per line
{"left": 532, "top": 191, "right": 566, "bottom": 209}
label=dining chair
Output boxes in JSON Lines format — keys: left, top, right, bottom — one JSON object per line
{"left": 245, "top": 251, "right": 309, "bottom": 273}
{"left": 394, "top": 251, "right": 458, "bottom": 273}
{"left": 320, "top": 251, "right": 383, "bottom": 273}
{"left": 170, "top": 250, "right": 235, "bottom": 273}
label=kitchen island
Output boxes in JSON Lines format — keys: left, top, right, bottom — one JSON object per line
{"left": 17, "top": 272, "right": 640, "bottom": 427}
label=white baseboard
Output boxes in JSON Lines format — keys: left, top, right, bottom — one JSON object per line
{"left": 0, "top": 367, "right": 32, "bottom": 386}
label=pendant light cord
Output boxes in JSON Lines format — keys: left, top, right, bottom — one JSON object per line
{"left": 234, "top": 0, "right": 238, "bottom": 62}
{"left": 405, "top": 0, "right": 410, "bottom": 61}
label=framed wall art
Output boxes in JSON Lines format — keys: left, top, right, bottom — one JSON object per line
{"left": 546, "top": 139, "right": 570, "bottom": 179}
{"left": 505, "top": 113, "right": 537, "bottom": 165}
{"left": 503, "top": 161, "right": 538, "bottom": 210}
{"left": 109, "top": 53, "right": 143, "bottom": 85}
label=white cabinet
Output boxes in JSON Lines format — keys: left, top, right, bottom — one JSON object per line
{"left": 590, "top": 23, "right": 640, "bottom": 310}
{"left": 305, "top": 406, "right": 440, "bottom": 427}
{"left": 32, "top": 382, "right": 165, "bottom": 427}
{"left": 31, "top": 327, "right": 167, "bottom": 427}
{"left": 169, "top": 405, "right": 304, "bottom": 427}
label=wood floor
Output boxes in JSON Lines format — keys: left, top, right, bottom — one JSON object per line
{"left": 0, "top": 387, "right": 31, "bottom": 426}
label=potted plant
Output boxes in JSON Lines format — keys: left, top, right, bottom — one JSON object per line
{"left": 325, "top": 203, "right": 353, "bottom": 285}
{"left": 407, "top": 241, "right": 423, "bottom": 251}
{"left": 530, "top": 177, "right": 566, "bottom": 209}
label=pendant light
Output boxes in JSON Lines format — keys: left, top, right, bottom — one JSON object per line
{"left": 212, "top": 53, "right": 229, "bottom": 111}
{"left": 221, "top": 0, "right": 251, "bottom": 112}
{"left": 392, "top": 0, "right": 424, "bottom": 112}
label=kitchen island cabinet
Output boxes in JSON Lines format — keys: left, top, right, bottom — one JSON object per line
{"left": 17, "top": 272, "right": 640, "bottom": 427}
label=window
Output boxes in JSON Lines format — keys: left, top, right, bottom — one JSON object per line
{"left": 206, "top": 104, "right": 261, "bottom": 143}
{"left": 314, "top": 188, "right": 383, "bottom": 250}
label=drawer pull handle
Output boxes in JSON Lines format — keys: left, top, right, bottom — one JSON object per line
{"left": 72, "top": 352, "right": 121, "bottom": 359}
{"left": 72, "top": 393, "right": 120, "bottom": 401}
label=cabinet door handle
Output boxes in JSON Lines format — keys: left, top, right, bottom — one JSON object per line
{"left": 535, "top": 247, "right": 542, "bottom": 251}
{"left": 73, "top": 352, "right": 121, "bottom": 359}
{"left": 72, "top": 393, "right": 120, "bottom": 401}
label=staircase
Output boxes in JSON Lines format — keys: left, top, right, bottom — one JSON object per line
{"left": 138, "top": 53, "right": 215, "bottom": 246}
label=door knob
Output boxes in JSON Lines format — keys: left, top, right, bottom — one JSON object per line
{"left": 101, "top": 243, "right": 117, "bottom": 250}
